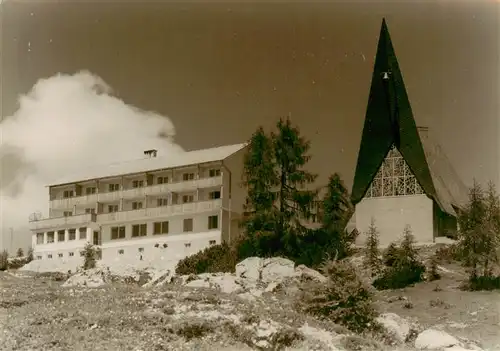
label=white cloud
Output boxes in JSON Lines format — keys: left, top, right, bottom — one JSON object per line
{"left": 0, "top": 71, "right": 184, "bottom": 251}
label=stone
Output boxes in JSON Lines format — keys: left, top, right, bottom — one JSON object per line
{"left": 415, "top": 329, "right": 460, "bottom": 349}
{"left": 375, "top": 313, "right": 410, "bottom": 344}
{"left": 235, "top": 257, "right": 263, "bottom": 281}
{"left": 260, "top": 257, "right": 296, "bottom": 284}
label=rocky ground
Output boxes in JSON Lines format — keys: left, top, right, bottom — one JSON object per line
{"left": 1, "top": 247, "right": 499, "bottom": 351}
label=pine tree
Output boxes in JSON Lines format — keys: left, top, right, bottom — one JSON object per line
{"left": 240, "top": 126, "right": 278, "bottom": 257}
{"left": 16, "top": 248, "right": 24, "bottom": 258}
{"left": 271, "top": 117, "right": 318, "bottom": 256}
{"left": 399, "top": 225, "right": 420, "bottom": 266}
{"left": 482, "top": 181, "right": 500, "bottom": 276}
{"left": 240, "top": 118, "right": 317, "bottom": 259}
{"left": 364, "top": 218, "right": 382, "bottom": 276}
{"left": 320, "top": 173, "right": 356, "bottom": 259}
{"left": 458, "top": 180, "right": 487, "bottom": 278}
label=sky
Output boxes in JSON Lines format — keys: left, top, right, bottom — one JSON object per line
{"left": 1, "top": 1, "right": 499, "bottom": 252}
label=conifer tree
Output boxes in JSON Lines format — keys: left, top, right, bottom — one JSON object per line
{"left": 240, "top": 118, "right": 317, "bottom": 258}
{"left": 16, "top": 248, "right": 24, "bottom": 258}
{"left": 240, "top": 126, "right": 278, "bottom": 257}
{"left": 364, "top": 218, "right": 382, "bottom": 276}
{"left": 458, "top": 181, "right": 487, "bottom": 277}
{"left": 271, "top": 117, "right": 318, "bottom": 256}
{"left": 319, "top": 173, "right": 356, "bottom": 259}
{"left": 482, "top": 181, "right": 500, "bottom": 276}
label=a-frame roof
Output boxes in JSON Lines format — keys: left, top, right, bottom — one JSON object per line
{"left": 351, "top": 19, "right": 467, "bottom": 217}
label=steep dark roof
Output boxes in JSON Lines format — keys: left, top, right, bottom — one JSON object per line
{"left": 351, "top": 19, "right": 467, "bottom": 217}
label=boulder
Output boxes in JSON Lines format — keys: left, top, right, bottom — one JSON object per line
{"left": 294, "top": 265, "right": 327, "bottom": 283}
{"left": 260, "top": 257, "right": 296, "bottom": 284}
{"left": 375, "top": 313, "right": 410, "bottom": 344}
{"left": 415, "top": 329, "right": 460, "bottom": 349}
{"left": 236, "top": 257, "right": 263, "bottom": 281}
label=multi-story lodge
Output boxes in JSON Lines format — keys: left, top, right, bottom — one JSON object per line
{"left": 29, "top": 143, "right": 247, "bottom": 264}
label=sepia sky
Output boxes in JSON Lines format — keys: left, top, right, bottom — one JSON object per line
{"left": 1, "top": 1, "right": 499, "bottom": 201}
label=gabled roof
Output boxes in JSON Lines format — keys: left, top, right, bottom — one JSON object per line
{"left": 351, "top": 19, "right": 466, "bottom": 217}
{"left": 49, "top": 143, "right": 247, "bottom": 187}
{"left": 420, "top": 131, "right": 469, "bottom": 215}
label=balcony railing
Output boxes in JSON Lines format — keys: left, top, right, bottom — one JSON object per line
{"left": 50, "top": 176, "right": 223, "bottom": 210}
{"left": 97, "top": 199, "right": 222, "bottom": 223}
{"left": 29, "top": 213, "right": 97, "bottom": 231}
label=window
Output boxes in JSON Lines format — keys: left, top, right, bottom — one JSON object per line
{"left": 58, "top": 253, "right": 63, "bottom": 258}
{"left": 68, "top": 229, "right": 76, "bottom": 241}
{"left": 47, "top": 254, "right": 53, "bottom": 259}
{"left": 108, "top": 205, "right": 119, "bottom": 213}
{"left": 69, "top": 252, "right": 74, "bottom": 257}
{"left": 132, "top": 180, "right": 144, "bottom": 188}
{"left": 153, "top": 221, "right": 169, "bottom": 235}
{"left": 209, "top": 240, "right": 216, "bottom": 245}
{"left": 183, "top": 218, "right": 193, "bottom": 232}
{"left": 57, "top": 230, "right": 65, "bottom": 242}
{"left": 157, "top": 176, "right": 168, "bottom": 184}
{"left": 108, "top": 183, "right": 120, "bottom": 192}
{"left": 63, "top": 190, "right": 74, "bottom": 198}
{"left": 184, "top": 243, "right": 191, "bottom": 248}
{"left": 63, "top": 211, "right": 73, "bottom": 217}
{"left": 209, "top": 191, "right": 221, "bottom": 200}
{"left": 138, "top": 248, "right": 144, "bottom": 253}
{"left": 47, "top": 232, "right": 55, "bottom": 243}
{"left": 118, "top": 249, "right": 124, "bottom": 255}
{"left": 85, "top": 208, "right": 96, "bottom": 214}
{"left": 36, "top": 233, "right": 44, "bottom": 245}
{"left": 208, "top": 215, "right": 218, "bottom": 230}
{"left": 36, "top": 256, "right": 42, "bottom": 260}
{"left": 157, "top": 198, "right": 168, "bottom": 207}
{"left": 209, "top": 169, "right": 221, "bottom": 177}
{"left": 86, "top": 187, "right": 96, "bottom": 195}
{"left": 132, "top": 201, "right": 143, "bottom": 210}
{"left": 132, "top": 224, "right": 147, "bottom": 237}
{"left": 182, "top": 195, "right": 194, "bottom": 203}
{"left": 79, "top": 227, "right": 87, "bottom": 240}
{"left": 111, "top": 226, "right": 126, "bottom": 240}
{"left": 182, "top": 173, "right": 195, "bottom": 181}
{"left": 365, "top": 144, "right": 425, "bottom": 198}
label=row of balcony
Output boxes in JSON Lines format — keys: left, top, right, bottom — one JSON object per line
{"left": 51, "top": 176, "right": 222, "bottom": 210}
{"left": 30, "top": 199, "right": 222, "bottom": 231}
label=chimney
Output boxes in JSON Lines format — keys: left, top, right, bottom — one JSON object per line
{"left": 144, "top": 149, "right": 158, "bottom": 158}
{"left": 417, "top": 126, "right": 429, "bottom": 140}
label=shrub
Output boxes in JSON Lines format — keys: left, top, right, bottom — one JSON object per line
{"left": 300, "top": 259, "right": 379, "bottom": 333}
{"left": 26, "top": 248, "right": 34, "bottom": 263}
{"left": 0, "top": 250, "right": 9, "bottom": 271}
{"left": 427, "top": 256, "right": 441, "bottom": 281}
{"left": 434, "top": 244, "right": 463, "bottom": 263}
{"left": 175, "top": 243, "right": 237, "bottom": 275}
{"left": 82, "top": 243, "right": 98, "bottom": 270}
{"left": 461, "top": 274, "right": 500, "bottom": 291}
{"left": 373, "top": 226, "right": 426, "bottom": 290}
{"left": 16, "top": 248, "right": 24, "bottom": 257}
{"left": 383, "top": 243, "right": 398, "bottom": 267}
{"left": 7, "top": 257, "right": 28, "bottom": 269}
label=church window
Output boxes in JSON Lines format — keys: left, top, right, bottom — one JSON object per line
{"left": 365, "top": 145, "right": 425, "bottom": 198}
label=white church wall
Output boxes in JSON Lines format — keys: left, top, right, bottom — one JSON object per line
{"left": 355, "top": 194, "right": 434, "bottom": 246}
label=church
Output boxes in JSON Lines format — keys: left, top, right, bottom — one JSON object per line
{"left": 350, "top": 19, "right": 469, "bottom": 246}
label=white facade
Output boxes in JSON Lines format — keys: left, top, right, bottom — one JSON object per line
{"left": 354, "top": 195, "right": 434, "bottom": 246}
{"left": 353, "top": 144, "right": 438, "bottom": 246}
{"left": 29, "top": 144, "right": 247, "bottom": 266}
